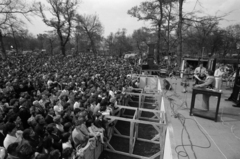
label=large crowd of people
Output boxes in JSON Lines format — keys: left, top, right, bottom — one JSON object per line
{"left": 0, "top": 52, "right": 141, "bottom": 159}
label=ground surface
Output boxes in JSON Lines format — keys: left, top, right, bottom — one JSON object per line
{"left": 164, "top": 77, "right": 240, "bottom": 159}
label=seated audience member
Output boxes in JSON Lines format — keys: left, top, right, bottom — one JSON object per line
{"left": 3, "top": 123, "right": 21, "bottom": 149}
{"left": 6, "top": 142, "right": 19, "bottom": 159}
{"left": 35, "top": 153, "right": 49, "bottom": 159}
{"left": 49, "top": 149, "right": 61, "bottom": 159}
{"left": 72, "top": 115, "right": 94, "bottom": 148}
{"left": 17, "top": 141, "right": 34, "bottom": 159}
{"left": 62, "top": 132, "right": 72, "bottom": 150}
{"left": 62, "top": 147, "right": 75, "bottom": 159}
{"left": 53, "top": 115, "right": 64, "bottom": 132}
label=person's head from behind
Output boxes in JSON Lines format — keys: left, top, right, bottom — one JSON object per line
{"left": 36, "top": 153, "right": 49, "bottom": 159}
{"left": 29, "top": 106, "right": 35, "bottom": 115}
{"left": 64, "top": 122, "right": 72, "bottom": 132}
{"left": 17, "top": 142, "right": 34, "bottom": 159}
{"left": 206, "top": 69, "right": 214, "bottom": 76}
{"left": 46, "top": 123, "right": 57, "bottom": 134}
{"left": 75, "top": 116, "right": 85, "bottom": 126}
{"left": 42, "top": 136, "right": 52, "bottom": 150}
{"left": 7, "top": 142, "right": 19, "bottom": 156}
{"left": 53, "top": 115, "right": 62, "bottom": 124}
{"left": 62, "top": 132, "right": 71, "bottom": 143}
{"left": 62, "top": 148, "right": 73, "bottom": 159}
{"left": 8, "top": 114, "right": 21, "bottom": 124}
{"left": 49, "top": 149, "right": 61, "bottom": 159}
{"left": 5, "top": 122, "right": 17, "bottom": 135}
{"left": 23, "top": 128, "right": 35, "bottom": 140}
{"left": 35, "top": 114, "right": 45, "bottom": 125}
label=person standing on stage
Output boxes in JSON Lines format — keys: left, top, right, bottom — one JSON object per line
{"left": 214, "top": 64, "right": 225, "bottom": 90}
{"left": 193, "top": 63, "right": 206, "bottom": 85}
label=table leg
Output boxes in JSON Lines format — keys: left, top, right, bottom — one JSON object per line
{"left": 215, "top": 95, "right": 221, "bottom": 122}
{"left": 190, "top": 93, "right": 196, "bottom": 116}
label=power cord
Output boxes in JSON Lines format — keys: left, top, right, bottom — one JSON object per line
{"left": 166, "top": 96, "right": 212, "bottom": 159}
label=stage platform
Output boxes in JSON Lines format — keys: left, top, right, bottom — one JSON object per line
{"left": 163, "top": 77, "right": 240, "bottom": 159}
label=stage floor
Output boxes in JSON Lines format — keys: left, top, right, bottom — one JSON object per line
{"left": 163, "top": 77, "right": 240, "bottom": 159}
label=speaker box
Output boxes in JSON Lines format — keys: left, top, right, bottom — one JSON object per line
{"left": 142, "top": 65, "right": 149, "bottom": 70}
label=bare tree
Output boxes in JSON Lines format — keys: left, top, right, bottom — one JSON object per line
{"left": 0, "top": 0, "right": 36, "bottom": 58}
{"left": 75, "top": 14, "right": 104, "bottom": 57}
{"left": 6, "top": 20, "right": 27, "bottom": 53}
{"left": 177, "top": 0, "right": 184, "bottom": 66}
{"left": 39, "top": 0, "right": 79, "bottom": 56}
{"left": 162, "top": 0, "right": 178, "bottom": 54}
{"left": 128, "top": 0, "right": 165, "bottom": 64}
{"left": 132, "top": 27, "right": 152, "bottom": 57}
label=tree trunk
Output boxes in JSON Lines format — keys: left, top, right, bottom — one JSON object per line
{"left": 10, "top": 26, "right": 19, "bottom": 54}
{"left": 75, "top": 34, "right": 79, "bottom": 55}
{"left": 156, "top": 0, "right": 163, "bottom": 65}
{"left": 157, "top": 25, "right": 161, "bottom": 64}
{"left": 90, "top": 40, "right": 96, "bottom": 57}
{"left": 60, "top": 43, "right": 66, "bottom": 56}
{"left": 177, "top": 0, "right": 184, "bottom": 67}
{"left": 0, "top": 30, "right": 6, "bottom": 59}
{"left": 137, "top": 41, "right": 142, "bottom": 59}
{"left": 50, "top": 39, "right": 53, "bottom": 55}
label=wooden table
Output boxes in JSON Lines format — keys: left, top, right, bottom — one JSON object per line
{"left": 190, "top": 88, "right": 222, "bottom": 122}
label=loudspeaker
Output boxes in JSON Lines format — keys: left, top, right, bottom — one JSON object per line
{"left": 142, "top": 65, "right": 149, "bottom": 69}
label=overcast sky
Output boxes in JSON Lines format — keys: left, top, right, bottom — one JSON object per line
{"left": 27, "top": 0, "right": 240, "bottom": 37}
